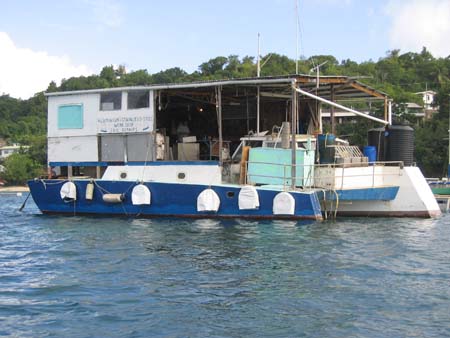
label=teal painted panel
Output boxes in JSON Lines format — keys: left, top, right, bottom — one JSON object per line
{"left": 248, "top": 147, "right": 315, "bottom": 186}
{"left": 58, "top": 104, "right": 83, "bottom": 129}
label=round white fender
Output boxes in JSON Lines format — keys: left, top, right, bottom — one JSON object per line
{"left": 131, "top": 184, "right": 151, "bottom": 205}
{"left": 197, "top": 188, "right": 220, "bottom": 212}
{"left": 238, "top": 185, "right": 260, "bottom": 210}
{"left": 60, "top": 182, "right": 77, "bottom": 201}
{"left": 273, "top": 192, "right": 295, "bottom": 215}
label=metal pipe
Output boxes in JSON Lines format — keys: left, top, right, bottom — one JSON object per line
{"left": 330, "top": 84, "right": 335, "bottom": 134}
{"left": 257, "top": 86, "right": 260, "bottom": 133}
{"left": 45, "top": 78, "right": 296, "bottom": 97}
{"left": 293, "top": 86, "right": 388, "bottom": 125}
{"left": 388, "top": 100, "right": 392, "bottom": 125}
{"left": 257, "top": 33, "right": 261, "bottom": 77}
{"left": 291, "top": 81, "right": 297, "bottom": 189}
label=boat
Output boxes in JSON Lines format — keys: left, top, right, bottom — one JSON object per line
{"left": 27, "top": 75, "right": 440, "bottom": 219}
{"left": 429, "top": 180, "right": 450, "bottom": 195}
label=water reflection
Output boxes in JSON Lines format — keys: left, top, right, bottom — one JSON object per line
{"left": 193, "top": 218, "right": 223, "bottom": 230}
{"left": 1, "top": 195, "right": 450, "bottom": 337}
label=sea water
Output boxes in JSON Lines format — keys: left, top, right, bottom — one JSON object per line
{"left": 1, "top": 194, "right": 450, "bottom": 337}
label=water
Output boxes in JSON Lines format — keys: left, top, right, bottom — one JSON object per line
{"left": 1, "top": 194, "right": 450, "bottom": 337}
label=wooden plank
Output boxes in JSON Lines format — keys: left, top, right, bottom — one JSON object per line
{"left": 240, "top": 146, "right": 251, "bottom": 185}
{"left": 350, "top": 81, "right": 386, "bottom": 99}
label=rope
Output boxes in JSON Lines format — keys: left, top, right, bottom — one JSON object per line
{"left": 19, "top": 192, "right": 31, "bottom": 212}
{"left": 93, "top": 179, "right": 136, "bottom": 217}
{"left": 39, "top": 178, "right": 66, "bottom": 191}
{"left": 93, "top": 180, "right": 112, "bottom": 194}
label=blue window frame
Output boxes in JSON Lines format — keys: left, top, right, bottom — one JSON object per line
{"left": 58, "top": 104, "right": 83, "bottom": 129}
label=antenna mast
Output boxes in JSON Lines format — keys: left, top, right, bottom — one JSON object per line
{"left": 257, "top": 33, "right": 261, "bottom": 133}
{"left": 257, "top": 33, "right": 261, "bottom": 77}
{"left": 295, "top": 0, "right": 299, "bottom": 74}
{"left": 310, "top": 61, "right": 328, "bottom": 89}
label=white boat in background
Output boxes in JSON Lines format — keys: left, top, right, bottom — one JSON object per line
{"left": 27, "top": 75, "right": 440, "bottom": 219}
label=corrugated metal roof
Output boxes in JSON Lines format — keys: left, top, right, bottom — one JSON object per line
{"left": 45, "top": 74, "right": 389, "bottom": 100}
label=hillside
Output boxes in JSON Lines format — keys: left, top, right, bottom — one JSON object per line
{"left": 0, "top": 47, "right": 449, "bottom": 179}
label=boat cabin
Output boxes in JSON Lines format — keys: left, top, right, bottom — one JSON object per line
{"left": 46, "top": 75, "right": 391, "bottom": 186}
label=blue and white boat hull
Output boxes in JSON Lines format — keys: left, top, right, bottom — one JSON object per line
{"left": 27, "top": 179, "right": 323, "bottom": 221}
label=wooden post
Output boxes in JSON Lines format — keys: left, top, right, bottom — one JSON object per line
{"left": 217, "top": 86, "right": 223, "bottom": 165}
{"left": 240, "top": 146, "right": 250, "bottom": 185}
{"left": 68, "top": 165, "right": 73, "bottom": 179}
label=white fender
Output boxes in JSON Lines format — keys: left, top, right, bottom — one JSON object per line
{"left": 60, "top": 182, "right": 77, "bottom": 200}
{"left": 131, "top": 184, "right": 151, "bottom": 205}
{"left": 103, "top": 194, "right": 124, "bottom": 203}
{"left": 197, "top": 189, "right": 220, "bottom": 212}
{"left": 238, "top": 185, "right": 260, "bottom": 210}
{"left": 85, "top": 182, "right": 94, "bottom": 200}
{"left": 273, "top": 192, "right": 295, "bottom": 215}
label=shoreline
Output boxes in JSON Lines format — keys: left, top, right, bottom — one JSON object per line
{"left": 0, "top": 186, "right": 30, "bottom": 193}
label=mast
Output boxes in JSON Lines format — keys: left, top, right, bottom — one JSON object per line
{"left": 257, "top": 33, "right": 261, "bottom": 78}
{"left": 295, "top": 0, "right": 299, "bottom": 74}
{"left": 257, "top": 33, "right": 261, "bottom": 133}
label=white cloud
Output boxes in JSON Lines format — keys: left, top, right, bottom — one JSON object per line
{"left": 386, "top": 0, "right": 450, "bottom": 57}
{"left": 0, "top": 32, "right": 92, "bottom": 99}
{"left": 85, "top": 0, "right": 124, "bottom": 28}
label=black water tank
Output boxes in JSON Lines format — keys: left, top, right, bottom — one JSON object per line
{"left": 368, "top": 127, "right": 386, "bottom": 161}
{"left": 386, "top": 125, "right": 414, "bottom": 166}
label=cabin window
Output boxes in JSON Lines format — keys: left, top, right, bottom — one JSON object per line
{"left": 128, "top": 91, "right": 149, "bottom": 109}
{"left": 100, "top": 92, "right": 122, "bottom": 111}
{"left": 58, "top": 104, "right": 83, "bottom": 129}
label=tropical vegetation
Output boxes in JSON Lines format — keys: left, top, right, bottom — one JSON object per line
{"left": 0, "top": 47, "right": 449, "bottom": 184}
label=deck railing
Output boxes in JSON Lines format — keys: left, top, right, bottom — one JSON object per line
{"left": 244, "top": 160, "right": 404, "bottom": 191}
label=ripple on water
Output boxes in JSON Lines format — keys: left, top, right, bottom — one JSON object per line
{"left": 1, "top": 195, "right": 450, "bottom": 337}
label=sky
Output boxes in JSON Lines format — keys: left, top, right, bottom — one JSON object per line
{"left": 0, "top": 0, "right": 449, "bottom": 99}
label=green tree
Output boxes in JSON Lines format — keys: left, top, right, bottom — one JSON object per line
{"left": 0, "top": 49, "right": 448, "bottom": 177}
{"left": 152, "top": 67, "right": 187, "bottom": 83}
{"left": 199, "top": 56, "right": 228, "bottom": 77}
{"left": 260, "top": 53, "right": 295, "bottom": 76}
{"left": 119, "top": 69, "right": 152, "bottom": 86}
{"left": 26, "top": 135, "right": 47, "bottom": 165}
{"left": 1, "top": 153, "right": 42, "bottom": 185}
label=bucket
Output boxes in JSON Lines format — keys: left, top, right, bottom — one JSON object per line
{"left": 318, "top": 134, "right": 336, "bottom": 164}
{"left": 363, "top": 146, "right": 376, "bottom": 165}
